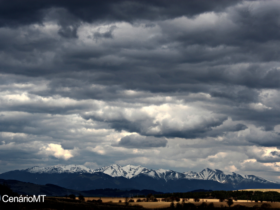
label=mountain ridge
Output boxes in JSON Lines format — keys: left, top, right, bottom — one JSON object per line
{"left": 1, "top": 164, "right": 280, "bottom": 192}
{"left": 18, "top": 164, "right": 274, "bottom": 184}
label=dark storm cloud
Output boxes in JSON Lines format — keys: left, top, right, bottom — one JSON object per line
{"left": 220, "top": 107, "right": 280, "bottom": 131}
{"left": 1, "top": 0, "right": 280, "bottom": 93}
{"left": 113, "top": 134, "right": 167, "bottom": 148}
{"left": 0, "top": 100, "right": 89, "bottom": 115}
{"left": 210, "top": 87, "right": 259, "bottom": 103}
{"left": 83, "top": 112, "right": 248, "bottom": 139}
{"left": 0, "top": 0, "right": 237, "bottom": 27}
{"left": 1, "top": 0, "right": 280, "bottom": 181}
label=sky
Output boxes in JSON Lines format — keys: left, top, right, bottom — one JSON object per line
{"left": 1, "top": 0, "right": 280, "bottom": 181}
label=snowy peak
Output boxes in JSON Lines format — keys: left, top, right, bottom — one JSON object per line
{"left": 183, "top": 168, "right": 271, "bottom": 184}
{"left": 155, "top": 169, "right": 185, "bottom": 181}
{"left": 184, "top": 171, "right": 200, "bottom": 179}
{"left": 22, "top": 164, "right": 273, "bottom": 185}
{"left": 25, "top": 165, "right": 95, "bottom": 174}
{"left": 94, "top": 164, "right": 124, "bottom": 176}
{"left": 94, "top": 164, "right": 146, "bottom": 178}
{"left": 197, "top": 168, "right": 227, "bottom": 183}
{"left": 199, "top": 168, "right": 216, "bottom": 179}
{"left": 122, "top": 165, "right": 146, "bottom": 178}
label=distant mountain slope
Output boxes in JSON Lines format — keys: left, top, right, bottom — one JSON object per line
{"left": 0, "top": 179, "right": 80, "bottom": 196}
{"left": 25, "top": 165, "right": 95, "bottom": 174}
{"left": 0, "top": 164, "right": 278, "bottom": 192}
{"left": 0, "top": 179, "right": 163, "bottom": 197}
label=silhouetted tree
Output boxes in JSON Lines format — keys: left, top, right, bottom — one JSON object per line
{"left": 183, "top": 203, "right": 196, "bottom": 210}
{"left": 125, "top": 197, "right": 129, "bottom": 206}
{"left": 69, "top": 194, "right": 76, "bottom": 200}
{"left": 227, "top": 198, "right": 233, "bottom": 207}
{"left": 146, "top": 193, "right": 153, "bottom": 201}
{"left": 176, "top": 203, "right": 182, "bottom": 209}
{"left": 79, "top": 194, "right": 85, "bottom": 201}
{"left": 200, "top": 202, "right": 208, "bottom": 209}
{"left": 208, "top": 202, "right": 215, "bottom": 209}
{"left": 194, "top": 197, "right": 200, "bottom": 202}
{"left": 219, "top": 198, "right": 225, "bottom": 202}
{"left": 0, "top": 184, "right": 18, "bottom": 197}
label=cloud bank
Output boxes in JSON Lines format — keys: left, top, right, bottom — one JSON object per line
{"left": 0, "top": 0, "right": 280, "bottom": 181}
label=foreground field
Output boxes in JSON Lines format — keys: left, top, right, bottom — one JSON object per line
{"left": 84, "top": 197, "right": 280, "bottom": 209}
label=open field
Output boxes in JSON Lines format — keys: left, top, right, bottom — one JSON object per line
{"left": 83, "top": 197, "right": 280, "bottom": 209}
{"left": 241, "top": 189, "right": 280, "bottom": 193}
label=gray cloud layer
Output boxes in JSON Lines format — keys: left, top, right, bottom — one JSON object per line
{"left": 113, "top": 135, "right": 167, "bottom": 148}
{"left": 1, "top": 0, "right": 280, "bottom": 181}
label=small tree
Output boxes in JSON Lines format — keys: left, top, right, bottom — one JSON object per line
{"left": 176, "top": 203, "right": 182, "bottom": 209}
{"left": 0, "top": 183, "right": 18, "bottom": 197}
{"left": 208, "top": 202, "right": 214, "bottom": 209}
{"left": 146, "top": 193, "right": 153, "bottom": 201}
{"left": 175, "top": 197, "right": 180, "bottom": 202}
{"left": 219, "top": 198, "right": 225, "bottom": 202}
{"left": 194, "top": 197, "right": 200, "bottom": 202}
{"left": 69, "top": 194, "right": 76, "bottom": 200}
{"left": 125, "top": 197, "right": 129, "bottom": 206}
{"left": 79, "top": 194, "right": 85, "bottom": 201}
{"left": 227, "top": 199, "right": 233, "bottom": 207}
{"left": 200, "top": 202, "right": 208, "bottom": 209}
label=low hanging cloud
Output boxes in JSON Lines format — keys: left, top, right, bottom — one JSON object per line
{"left": 113, "top": 134, "right": 167, "bottom": 148}
{"left": 40, "top": 143, "right": 74, "bottom": 160}
{"left": 83, "top": 103, "right": 247, "bottom": 139}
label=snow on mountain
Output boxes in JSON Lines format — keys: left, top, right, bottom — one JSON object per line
{"left": 184, "top": 171, "right": 200, "bottom": 179}
{"left": 93, "top": 164, "right": 147, "bottom": 178}
{"left": 155, "top": 169, "right": 185, "bottom": 181}
{"left": 197, "top": 168, "right": 227, "bottom": 183}
{"left": 183, "top": 168, "right": 271, "bottom": 184}
{"left": 22, "top": 164, "right": 273, "bottom": 184}
{"left": 25, "top": 165, "right": 95, "bottom": 174}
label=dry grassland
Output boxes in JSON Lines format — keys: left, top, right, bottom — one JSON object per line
{"left": 241, "top": 189, "right": 280, "bottom": 193}
{"left": 83, "top": 197, "right": 280, "bottom": 209}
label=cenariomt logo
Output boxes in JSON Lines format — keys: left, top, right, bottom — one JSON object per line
{"left": 0, "top": 195, "right": 46, "bottom": 203}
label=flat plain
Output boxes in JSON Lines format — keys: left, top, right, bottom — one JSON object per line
{"left": 83, "top": 197, "right": 280, "bottom": 209}
{"left": 241, "top": 189, "right": 280, "bottom": 193}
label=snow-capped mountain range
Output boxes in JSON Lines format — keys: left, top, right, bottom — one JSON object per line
{"left": 23, "top": 164, "right": 272, "bottom": 184}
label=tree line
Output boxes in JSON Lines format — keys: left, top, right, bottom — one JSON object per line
{"left": 154, "top": 190, "right": 280, "bottom": 202}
